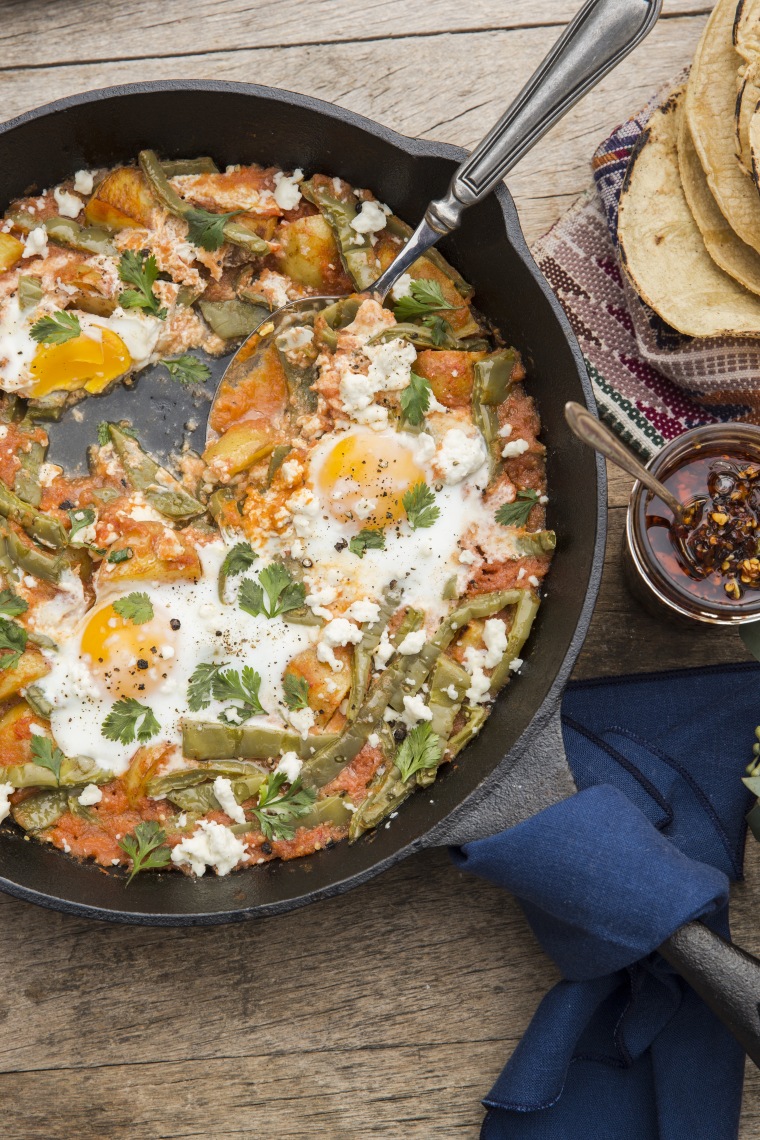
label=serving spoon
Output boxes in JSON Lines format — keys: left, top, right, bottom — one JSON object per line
{"left": 207, "top": 0, "right": 664, "bottom": 441}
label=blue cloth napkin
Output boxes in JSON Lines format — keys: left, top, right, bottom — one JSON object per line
{"left": 452, "top": 661, "right": 760, "bottom": 1139}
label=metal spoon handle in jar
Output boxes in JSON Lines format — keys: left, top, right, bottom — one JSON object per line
{"left": 564, "top": 400, "right": 685, "bottom": 519}
{"left": 371, "top": 0, "right": 662, "bottom": 296}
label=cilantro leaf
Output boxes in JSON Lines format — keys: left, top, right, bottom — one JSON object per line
{"left": 118, "top": 820, "right": 172, "bottom": 885}
{"left": 495, "top": 489, "right": 540, "bottom": 528}
{"left": 239, "top": 563, "right": 305, "bottom": 619}
{"left": 393, "top": 278, "right": 458, "bottom": 322}
{"left": 0, "top": 617, "right": 27, "bottom": 670}
{"left": 113, "top": 592, "right": 154, "bottom": 626}
{"left": 30, "top": 735, "right": 64, "bottom": 783}
{"left": 161, "top": 354, "right": 211, "bottom": 385}
{"left": 349, "top": 528, "right": 385, "bottom": 558}
{"left": 102, "top": 698, "right": 160, "bottom": 745}
{"left": 283, "top": 673, "right": 309, "bottom": 712}
{"left": 187, "top": 661, "right": 225, "bottom": 712}
{"left": 185, "top": 207, "right": 242, "bottom": 251}
{"left": 249, "top": 771, "right": 317, "bottom": 841}
{"left": 0, "top": 589, "right": 27, "bottom": 619}
{"left": 214, "top": 665, "right": 266, "bottom": 723}
{"left": 68, "top": 507, "right": 96, "bottom": 543}
{"left": 30, "top": 310, "right": 81, "bottom": 345}
{"left": 117, "top": 250, "right": 167, "bottom": 318}
{"left": 421, "top": 313, "right": 453, "bottom": 346}
{"left": 394, "top": 722, "right": 442, "bottom": 783}
{"left": 107, "top": 547, "right": 133, "bottom": 564}
{"left": 402, "top": 481, "right": 440, "bottom": 530}
{"left": 220, "top": 542, "right": 257, "bottom": 580}
{"left": 400, "top": 371, "right": 432, "bottom": 427}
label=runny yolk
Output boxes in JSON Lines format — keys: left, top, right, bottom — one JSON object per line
{"left": 317, "top": 430, "right": 426, "bottom": 528}
{"left": 80, "top": 602, "right": 176, "bottom": 699}
{"left": 30, "top": 328, "right": 131, "bottom": 397}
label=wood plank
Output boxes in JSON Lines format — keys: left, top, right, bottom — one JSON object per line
{"left": 0, "top": 0, "right": 707, "bottom": 70}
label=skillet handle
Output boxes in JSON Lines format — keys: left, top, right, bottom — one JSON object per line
{"left": 659, "top": 922, "right": 760, "bottom": 1068}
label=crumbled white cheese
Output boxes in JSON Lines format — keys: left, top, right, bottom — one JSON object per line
{"left": 273, "top": 167, "right": 304, "bottom": 211}
{"left": 528, "top": 575, "right": 540, "bottom": 588}
{"left": 280, "top": 459, "right": 302, "bottom": 486}
{"left": 305, "top": 584, "right": 337, "bottom": 612}
{"left": 498, "top": 423, "right": 513, "bottom": 438}
{"left": 213, "top": 776, "right": 246, "bottom": 824}
{"left": 38, "top": 462, "right": 62, "bottom": 487}
{"left": 345, "top": 599, "right": 381, "bottom": 624}
{"left": 350, "top": 199, "right": 388, "bottom": 235}
{"left": 340, "top": 370, "right": 375, "bottom": 414}
{"left": 22, "top": 227, "right": 48, "bottom": 259}
{"left": 445, "top": 684, "right": 459, "bottom": 700}
{"left": 177, "top": 813, "right": 188, "bottom": 828}
{"left": 254, "top": 269, "right": 291, "bottom": 310}
{"left": 278, "top": 325, "right": 313, "bottom": 353}
{"left": 317, "top": 617, "right": 363, "bottom": 671}
{"left": 286, "top": 487, "right": 320, "bottom": 538}
{"left": 54, "top": 186, "right": 83, "bottom": 218}
{"left": 390, "top": 273, "right": 413, "bottom": 302}
{"left": 401, "top": 694, "right": 433, "bottom": 727}
{"left": 171, "top": 820, "right": 246, "bottom": 877}
{"left": 364, "top": 338, "right": 417, "bottom": 392}
{"left": 77, "top": 784, "right": 103, "bottom": 807}
{"left": 459, "top": 549, "right": 476, "bottom": 565}
{"left": 353, "top": 497, "right": 377, "bottom": 521}
{"left": 0, "top": 782, "right": 13, "bottom": 824}
{"left": 374, "top": 629, "right": 394, "bottom": 671}
{"left": 367, "top": 732, "right": 381, "bottom": 748}
{"left": 483, "top": 618, "right": 508, "bottom": 668}
{"left": 464, "top": 659, "right": 491, "bottom": 704}
{"left": 287, "top": 706, "right": 316, "bottom": 739}
{"left": 510, "top": 658, "right": 524, "bottom": 672}
{"left": 73, "top": 169, "right": 95, "bottom": 195}
{"left": 436, "top": 428, "right": 488, "bottom": 485}
{"left": 501, "top": 438, "right": 530, "bottom": 459}
{"left": 539, "top": 494, "right": 548, "bottom": 505}
{"left": 276, "top": 751, "right": 303, "bottom": 782}
{"left": 517, "top": 567, "right": 526, "bottom": 581}
{"left": 354, "top": 403, "right": 389, "bottom": 431}
{"left": 397, "top": 629, "right": 426, "bottom": 655}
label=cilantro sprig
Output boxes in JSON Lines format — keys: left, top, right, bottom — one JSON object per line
{"left": 30, "top": 310, "right": 81, "bottom": 345}
{"left": 393, "top": 278, "right": 459, "bottom": 322}
{"left": 395, "top": 722, "right": 442, "bottom": 783}
{"left": 400, "top": 371, "right": 432, "bottom": 427}
{"left": 283, "top": 673, "right": 309, "bottom": 712}
{"left": 349, "top": 528, "right": 385, "bottom": 558}
{"left": 118, "top": 821, "right": 172, "bottom": 885}
{"left": 0, "top": 617, "right": 27, "bottom": 670}
{"left": 421, "top": 313, "right": 453, "bottom": 346}
{"left": 102, "top": 698, "right": 160, "bottom": 745}
{"left": 160, "top": 354, "right": 211, "bottom": 384}
{"left": 495, "top": 489, "right": 540, "bottom": 528}
{"left": 185, "top": 207, "right": 242, "bottom": 251}
{"left": 238, "top": 562, "right": 305, "bottom": 619}
{"left": 30, "top": 735, "right": 64, "bottom": 784}
{"left": 220, "top": 542, "right": 257, "bottom": 580}
{"left": 249, "top": 771, "right": 317, "bottom": 841}
{"left": 113, "top": 592, "right": 154, "bottom": 626}
{"left": 118, "top": 251, "right": 167, "bottom": 318}
{"left": 0, "top": 589, "right": 27, "bottom": 619}
{"left": 187, "top": 661, "right": 266, "bottom": 723}
{"left": 402, "top": 481, "right": 440, "bottom": 530}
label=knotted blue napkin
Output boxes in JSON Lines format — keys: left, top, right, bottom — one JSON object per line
{"left": 452, "top": 662, "right": 760, "bottom": 1139}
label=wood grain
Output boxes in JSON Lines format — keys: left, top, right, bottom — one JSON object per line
{"left": 0, "top": 2, "right": 758, "bottom": 1138}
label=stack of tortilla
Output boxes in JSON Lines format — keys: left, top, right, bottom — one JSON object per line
{"left": 618, "top": 0, "right": 760, "bottom": 337}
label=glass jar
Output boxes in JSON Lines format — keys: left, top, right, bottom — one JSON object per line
{"left": 624, "top": 423, "right": 760, "bottom": 626}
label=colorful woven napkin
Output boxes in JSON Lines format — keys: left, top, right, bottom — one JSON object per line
{"left": 531, "top": 83, "right": 760, "bottom": 460}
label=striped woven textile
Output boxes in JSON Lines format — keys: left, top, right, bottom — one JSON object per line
{"left": 531, "top": 82, "right": 760, "bottom": 460}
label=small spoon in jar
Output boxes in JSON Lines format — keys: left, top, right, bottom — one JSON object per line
{"left": 205, "top": 0, "right": 662, "bottom": 443}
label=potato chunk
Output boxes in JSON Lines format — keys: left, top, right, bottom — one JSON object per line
{"left": 84, "top": 167, "right": 156, "bottom": 231}
{"left": 0, "top": 233, "right": 24, "bottom": 272}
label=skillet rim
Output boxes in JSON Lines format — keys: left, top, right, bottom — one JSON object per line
{"left": 0, "top": 79, "right": 607, "bottom": 924}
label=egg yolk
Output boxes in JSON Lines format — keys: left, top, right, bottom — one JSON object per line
{"left": 30, "top": 328, "right": 131, "bottom": 397}
{"left": 80, "top": 602, "right": 176, "bottom": 698}
{"left": 317, "top": 431, "right": 426, "bottom": 527}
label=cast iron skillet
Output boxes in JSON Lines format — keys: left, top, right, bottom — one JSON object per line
{"left": 0, "top": 80, "right": 605, "bottom": 924}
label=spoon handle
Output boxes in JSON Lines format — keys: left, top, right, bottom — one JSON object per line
{"left": 371, "top": 0, "right": 662, "bottom": 294}
{"left": 565, "top": 401, "right": 684, "bottom": 518}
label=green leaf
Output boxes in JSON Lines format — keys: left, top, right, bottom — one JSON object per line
{"left": 30, "top": 310, "right": 81, "bottom": 345}
{"left": 283, "top": 673, "right": 309, "bottom": 711}
{"left": 214, "top": 665, "right": 266, "bottom": 722}
{"left": 160, "top": 354, "right": 211, "bottom": 385}
{"left": 185, "top": 207, "right": 242, "bottom": 251}
{"left": 187, "top": 661, "right": 225, "bottom": 713}
{"left": 394, "top": 722, "right": 442, "bottom": 783}
{"left": 113, "top": 592, "right": 154, "bottom": 626}
{"left": 97, "top": 422, "right": 110, "bottom": 446}
{"left": 249, "top": 771, "right": 317, "bottom": 841}
{"left": 30, "top": 735, "right": 64, "bottom": 784}
{"left": 239, "top": 563, "right": 305, "bottom": 619}
{"left": 68, "top": 507, "right": 96, "bottom": 543}
{"left": 0, "top": 589, "right": 27, "bottom": 619}
{"left": 0, "top": 617, "right": 27, "bottom": 670}
{"left": 220, "top": 542, "right": 257, "bottom": 580}
{"left": 393, "top": 278, "right": 458, "bottom": 322}
{"left": 107, "top": 547, "right": 133, "bottom": 564}
{"left": 349, "top": 528, "right": 386, "bottom": 558}
{"left": 400, "top": 371, "right": 432, "bottom": 427}
{"left": 102, "top": 698, "right": 160, "bottom": 745}
{"left": 421, "top": 313, "right": 453, "bottom": 346}
{"left": 402, "top": 481, "right": 440, "bottom": 530}
{"left": 495, "top": 489, "right": 540, "bottom": 528}
{"left": 118, "top": 820, "right": 172, "bottom": 885}
{"left": 117, "top": 250, "right": 167, "bottom": 318}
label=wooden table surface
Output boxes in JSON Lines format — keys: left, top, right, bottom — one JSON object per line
{"left": 2, "top": 1, "right": 760, "bottom": 1136}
